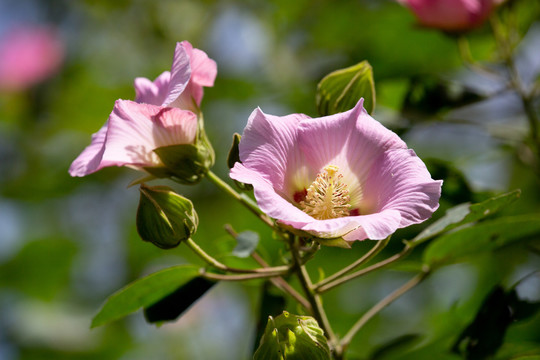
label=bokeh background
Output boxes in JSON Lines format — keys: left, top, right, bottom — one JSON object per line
{"left": 1, "top": 0, "right": 539, "bottom": 359}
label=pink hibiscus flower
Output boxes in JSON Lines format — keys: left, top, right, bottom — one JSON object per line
{"left": 69, "top": 41, "right": 216, "bottom": 177}
{"left": 230, "top": 100, "right": 442, "bottom": 242}
{"left": 398, "top": 0, "right": 500, "bottom": 32}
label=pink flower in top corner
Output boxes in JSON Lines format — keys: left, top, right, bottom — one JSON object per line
{"left": 398, "top": 0, "right": 500, "bottom": 32}
{"left": 0, "top": 25, "right": 64, "bottom": 92}
{"left": 230, "top": 100, "right": 442, "bottom": 242}
{"left": 134, "top": 41, "right": 217, "bottom": 112}
{"left": 69, "top": 100, "right": 197, "bottom": 177}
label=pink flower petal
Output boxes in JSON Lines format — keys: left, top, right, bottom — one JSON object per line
{"left": 69, "top": 123, "right": 108, "bottom": 177}
{"left": 161, "top": 43, "right": 192, "bottom": 106}
{"left": 363, "top": 149, "right": 443, "bottom": 227}
{"left": 134, "top": 71, "right": 171, "bottom": 105}
{"left": 236, "top": 107, "right": 310, "bottom": 197}
{"left": 70, "top": 100, "right": 197, "bottom": 176}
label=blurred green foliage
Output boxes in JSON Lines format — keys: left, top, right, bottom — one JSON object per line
{"left": 1, "top": 0, "right": 540, "bottom": 359}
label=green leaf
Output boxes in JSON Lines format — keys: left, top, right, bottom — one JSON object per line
{"left": 316, "top": 60, "right": 375, "bottom": 116}
{"left": 233, "top": 230, "right": 260, "bottom": 258}
{"left": 451, "top": 286, "right": 540, "bottom": 360}
{"left": 91, "top": 265, "right": 200, "bottom": 328}
{"left": 144, "top": 276, "right": 216, "bottom": 324}
{"left": 410, "top": 190, "right": 521, "bottom": 247}
{"left": 423, "top": 214, "right": 540, "bottom": 267}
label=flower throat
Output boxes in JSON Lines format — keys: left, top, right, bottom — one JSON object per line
{"left": 300, "top": 165, "right": 351, "bottom": 220}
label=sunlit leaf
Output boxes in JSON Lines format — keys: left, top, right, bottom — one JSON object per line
{"left": 316, "top": 60, "right": 375, "bottom": 115}
{"left": 91, "top": 265, "right": 200, "bottom": 328}
{"left": 144, "top": 276, "right": 216, "bottom": 323}
{"left": 423, "top": 214, "right": 540, "bottom": 267}
{"left": 410, "top": 190, "right": 521, "bottom": 247}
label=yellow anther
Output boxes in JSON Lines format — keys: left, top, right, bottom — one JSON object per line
{"left": 300, "top": 165, "right": 350, "bottom": 220}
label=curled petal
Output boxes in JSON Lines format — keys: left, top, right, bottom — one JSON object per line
{"left": 237, "top": 107, "right": 310, "bottom": 196}
{"left": 162, "top": 43, "right": 192, "bottom": 106}
{"left": 134, "top": 71, "right": 171, "bottom": 106}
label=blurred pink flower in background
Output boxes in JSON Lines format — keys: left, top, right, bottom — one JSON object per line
{"left": 398, "top": 0, "right": 500, "bottom": 32}
{"left": 230, "top": 100, "right": 442, "bottom": 242}
{"left": 0, "top": 25, "right": 64, "bottom": 92}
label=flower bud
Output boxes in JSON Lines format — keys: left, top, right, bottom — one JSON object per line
{"left": 136, "top": 184, "right": 198, "bottom": 249}
{"left": 149, "top": 131, "right": 215, "bottom": 185}
{"left": 253, "top": 311, "right": 330, "bottom": 360}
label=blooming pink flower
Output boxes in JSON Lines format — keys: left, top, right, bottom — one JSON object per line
{"left": 230, "top": 100, "right": 442, "bottom": 242}
{"left": 69, "top": 100, "right": 197, "bottom": 176}
{"left": 134, "top": 41, "right": 217, "bottom": 112}
{"left": 398, "top": 0, "right": 498, "bottom": 32}
{"left": 69, "top": 41, "right": 216, "bottom": 177}
{"left": 0, "top": 25, "right": 64, "bottom": 92}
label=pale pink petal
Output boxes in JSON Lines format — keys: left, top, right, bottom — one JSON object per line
{"left": 69, "top": 123, "right": 108, "bottom": 177}
{"left": 162, "top": 43, "right": 192, "bottom": 106}
{"left": 70, "top": 100, "right": 197, "bottom": 176}
{"left": 134, "top": 71, "right": 171, "bottom": 105}
{"left": 235, "top": 107, "right": 310, "bottom": 197}
{"left": 177, "top": 41, "right": 217, "bottom": 107}
{"left": 341, "top": 210, "right": 403, "bottom": 241}
{"left": 231, "top": 163, "right": 315, "bottom": 224}
{"left": 363, "top": 149, "right": 443, "bottom": 227}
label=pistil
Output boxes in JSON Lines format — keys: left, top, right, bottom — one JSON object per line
{"left": 300, "top": 165, "right": 351, "bottom": 220}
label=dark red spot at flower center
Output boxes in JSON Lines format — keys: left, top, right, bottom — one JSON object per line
{"left": 293, "top": 189, "right": 307, "bottom": 204}
{"left": 349, "top": 208, "right": 360, "bottom": 216}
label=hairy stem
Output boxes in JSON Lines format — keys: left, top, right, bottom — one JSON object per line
{"left": 313, "top": 236, "right": 390, "bottom": 291}
{"left": 316, "top": 244, "right": 413, "bottom": 293}
{"left": 185, "top": 238, "right": 289, "bottom": 274}
{"left": 205, "top": 170, "right": 274, "bottom": 227}
{"left": 200, "top": 269, "right": 289, "bottom": 281}
{"left": 290, "top": 237, "right": 342, "bottom": 358}
{"left": 340, "top": 268, "right": 431, "bottom": 352}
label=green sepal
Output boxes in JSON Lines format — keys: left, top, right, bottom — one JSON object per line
{"left": 227, "top": 132, "right": 253, "bottom": 191}
{"left": 253, "top": 311, "right": 331, "bottom": 360}
{"left": 227, "top": 133, "right": 242, "bottom": 169}
{"left": 316, "top": 60, "right": 375, "bottom": 116}
{"left": 136, "top": 184, "right": 198, "bottom": 249}
{"left": 150, "top": 141, "right": 214, "bottom": 185}
{"left": 316, "top": 237, "right": 352, "bottom": 249}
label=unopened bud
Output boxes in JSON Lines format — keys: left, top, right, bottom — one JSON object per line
{"left": 253, "top": 311, "right": 330, "bottom": 360}
{"left": 136, "top": 184, "right": 198, "bottom": 249}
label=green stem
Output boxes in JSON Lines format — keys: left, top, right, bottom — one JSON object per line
{"left": 185, "top": 238, "right": 289, "bottom": 274}
{"left": 205, "top": 170, "right": 274, "bottom": 227}
{"left": 200, "top": 268, "right": 289, "bottom": 281}
{"left": 340, "top": 268, "right": 431, "bottom": 352}
{"left": 313, "top": 236, "right": 390, "bottom": 291}
{"left": 289, "top": 237, "right": 341, "bottom": 357}
{"left": 223, "top": 224, "right": 312, "bottom": 310}
{"left": 490, "top": 16, "right": 540, "bottom": 167}
{"left": 316, "top": 244, "right": 413, "bottom": 294}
